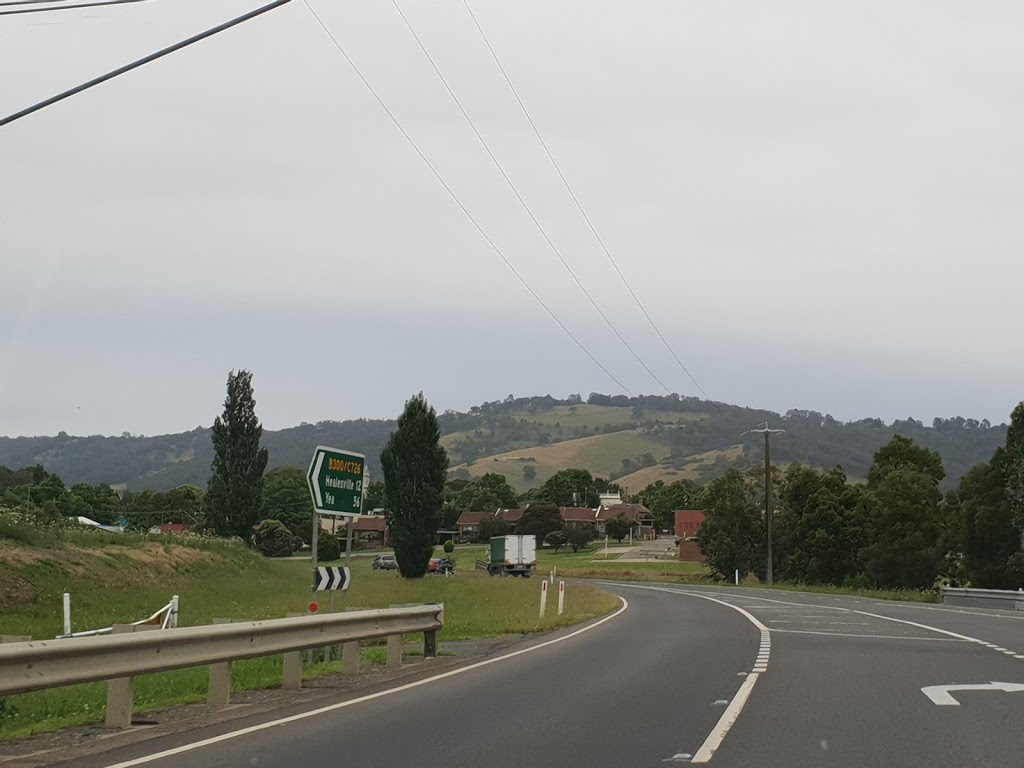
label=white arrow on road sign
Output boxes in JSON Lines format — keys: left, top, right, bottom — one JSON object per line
{"left": 313, "top": 566, "right": 351, "bottom": 592}
{"left": 921, "top": 681, "right": 1024, "bottom": 706}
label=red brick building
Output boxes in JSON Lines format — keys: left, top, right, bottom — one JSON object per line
{"left": 674, "top": 510, "right": 706, "bottom": 540}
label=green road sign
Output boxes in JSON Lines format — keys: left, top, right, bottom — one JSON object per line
{"left": 307, "top": 445, "right": 366, "bottom": 517}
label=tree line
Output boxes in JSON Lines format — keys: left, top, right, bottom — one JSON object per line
{"left": 698, "top": 402, "right": 1024, "bottom": 590}
{"left": 5, "top": 370, "right": 1020, "bottom": 590}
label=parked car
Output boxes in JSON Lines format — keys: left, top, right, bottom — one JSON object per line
{"left": 427, "top": 557, "right": 456, "bottom": 575}
{"left": 372, "top": 554, "right": 398, "bottom": 571}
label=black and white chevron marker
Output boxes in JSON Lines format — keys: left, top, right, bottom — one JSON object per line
{"left": 313, "top": 566, "right": 350, "bottom": 592}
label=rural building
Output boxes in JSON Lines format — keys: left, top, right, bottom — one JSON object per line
{"left": 599, "top": 491, "right": 623, "bottom": 507}
{"left": 674, "top": 510, "right": 706, "bottom": 540}
{"left": 495, "top": 507, "right": 526, "bottom": 525}
{"left": 596, "top": 503, "right": 656, "bottom": 540}
{"left": 454, "top": 502, "right": 657, "bottom": 542}
{"left": 349, "top": 514, "right": 388, "bottom": 547}
{"left": 678, "top": 539, "right": 707, "bottom": 563}
{"left": 560, "top": 506, "right": 599, "bottom": 528}
{"left": 455, "top": 510, "right": 486, "bottom": 542}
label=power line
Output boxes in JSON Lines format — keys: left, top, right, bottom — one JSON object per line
{"left": 0, "top": 0, "right": 291, "bottom": 126}
{"left": 301, "top": 0, "right": 632, "bottom": 396}
{"left": 0, "top": 0, "right": 147, "bottom": 16}
{"left": 0, "top": 0, "right": 78, "bottom": 6}
{"left": 461, "top": 0, "right": 710, "bottom": 401}
{"left": 388, "top": 0, "right": 673, "bottom": 396}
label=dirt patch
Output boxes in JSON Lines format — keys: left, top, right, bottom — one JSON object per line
{"left": 90, "top": 543, "right": 216, "bottom": 569}
{"left": 0, "top": 542, "right": 224, "bottom": 608}
{"left": 0, "top": 545, "right": 50, "bottom": 567}
{"left": 0, "top": 572, "right": 37, "bottom": 608}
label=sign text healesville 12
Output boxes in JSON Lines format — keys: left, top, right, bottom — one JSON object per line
{"left": 307, "top": 445, "right": 366, "bottom": 517}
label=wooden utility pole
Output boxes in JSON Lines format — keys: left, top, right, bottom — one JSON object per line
{"left": 742, "top": 423, "right": 784, "bottom": 585}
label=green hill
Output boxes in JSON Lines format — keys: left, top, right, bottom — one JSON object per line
{"left": 0, "top": 394, "right": 1009, "bottom": 491}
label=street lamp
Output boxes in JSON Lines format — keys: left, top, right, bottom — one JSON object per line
{"left": 742, "top": 422, "right": 784, "bottom": 585}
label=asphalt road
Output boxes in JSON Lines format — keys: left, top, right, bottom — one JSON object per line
{"left": 61, "top": 583, "right": 1024, "bottom": 768}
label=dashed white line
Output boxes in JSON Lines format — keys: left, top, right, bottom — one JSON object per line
{"left": 601, "top": 583, "right": 770, "bottom": 765}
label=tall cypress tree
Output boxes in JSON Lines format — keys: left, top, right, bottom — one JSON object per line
{"left": 206, "top": 370, "right": 269, "bottom": 538}
{"left": 381, "top": 393, "right": 448, "bottom": 578}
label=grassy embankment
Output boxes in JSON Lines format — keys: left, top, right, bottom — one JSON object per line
{"left": 528, "top": 543, "right": 940, "bottom": 602}
{"left": 0, "top": 532, "right": 617, "bottom": 739}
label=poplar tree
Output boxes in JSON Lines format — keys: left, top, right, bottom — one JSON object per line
{"left": 207, "top": 370, "right": 268, "bottom": 538}
{"left": 381, "top": 393, "right": 448, "bottom": 578}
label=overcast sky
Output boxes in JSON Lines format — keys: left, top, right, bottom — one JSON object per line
{"left": 2, "top": 0, "right": 1022, "bottom": 438}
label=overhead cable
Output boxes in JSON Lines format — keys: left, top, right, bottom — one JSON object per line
{"left": 461, "top": 0, "right": 710, "bottom": 401}
{"left": 389, "top": 0, "right": 672, "bottom": 396}
{"left": 302, "top": 0, "right": 632, "bottom": 395}
{"left": 0, "top": 0, "right": 291, "bottom": 126}
{"left": 0, "top": 0, "right": 149, "bottom": 16}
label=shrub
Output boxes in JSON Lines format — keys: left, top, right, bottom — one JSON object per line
{"left": 545, "top": 530, "right": 569, "bottom": 553}
{"left": 250, "top": 519, "right": 301, "bottom": 557}
{"left": 318, "top": 533, "right": 342, "bottom": 561}
{"left": 0, "top": 508, "right": 63, "bottom": 547}
{"left": 443, "top": 539, "right": 455, "bottom": 554}
{"left": 567, "top": 526, "right": 595, "bottom": 553}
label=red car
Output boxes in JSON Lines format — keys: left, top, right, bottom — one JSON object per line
{"left": 428, "top": 557, "right": 455, "bottom": 575}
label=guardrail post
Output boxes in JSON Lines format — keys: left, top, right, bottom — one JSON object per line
{"left": 343, "top": 641, "right": 360, "bottom": 675}
{"left": 282, "top": 613, "right": 304, "bottom": 689}
{"left": 423, "top": 603, "right": 443, "bottom": 659}
{"left": 423, "top": 630, "right": 437, "bottom": 658}
{"left": 105, "top": 624, "right": 157, "bottom": 728}
{"left": 386, "top": 634, "right": 402, "bottom": 670}
{"left": 208, "top": 619, "right": 234, "bottom": 707}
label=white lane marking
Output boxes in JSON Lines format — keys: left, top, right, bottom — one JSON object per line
{"left": 694, "top": 590, "right": 1024, "bottom": 658}
{"left": 869, "top": 603, "right": 1024, "bottom": 621}
{"left": 601, "top": 583, "right": 768, "bottom": 765}
{"left": 692, "top": 673, "right": 759, "bottom": 764}
{"left": 848, "top": 609, "right": 985, "bottom": 643}
{"left": 922, "top": 681, "right": 1024, "bottom": 706}
{"left": 713, "top": 699, "right": 728, "bottom": 706}
{"left": 667, "top": 593, "right": 1024, "bottom": 663}
{"left": 101, "top": 598, "right": 630, "bottom": 768}
{"left": 769, "top": 629, "right": 968, "bottom": 641}
{"left": 682, "top": 590, "right": 1014, "bottom": 648}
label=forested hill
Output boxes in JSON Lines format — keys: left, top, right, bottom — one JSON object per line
{"left": 0, "top": 393, "right": 1009, "bottom": 492}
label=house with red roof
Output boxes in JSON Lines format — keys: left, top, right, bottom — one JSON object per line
{"left": 596, "top": 503, "right": 656, "bottom": 540}
{"left": 560, "top": 507, "right": 598, "bottom": 528}
{"left": 455, "top": 510, "right": 486, "bottom": 542}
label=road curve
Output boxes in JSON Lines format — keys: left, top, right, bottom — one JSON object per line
{"left": 69, "top": 586, "right": 757, "bottom": 768}
{"left": 56, "top": 583, "right": 1024, "bottom": 768}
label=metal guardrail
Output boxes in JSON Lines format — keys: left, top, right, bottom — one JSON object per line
{"left": 941, "top": 586, "right": 1024, "bottom": 612}
{"left": 0, "top": 604, "right": 444, "bottom": 727}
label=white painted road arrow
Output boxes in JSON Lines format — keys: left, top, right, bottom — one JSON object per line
{"left": 921, "top": 681, "right": 1024, "bottom": 706}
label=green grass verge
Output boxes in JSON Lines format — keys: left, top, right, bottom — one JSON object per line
{"left": 728, "top": 579, "right": 941, "bottom": 603}
{"left": 0, "top": 539, "right": 617, "bottom": 739}
{"left": 533, "top": 545, "right": 941, "bottom": 602}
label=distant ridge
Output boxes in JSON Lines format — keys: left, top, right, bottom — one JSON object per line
{"left": 0, "top": 394, "right": 1007, "bottom": 491}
